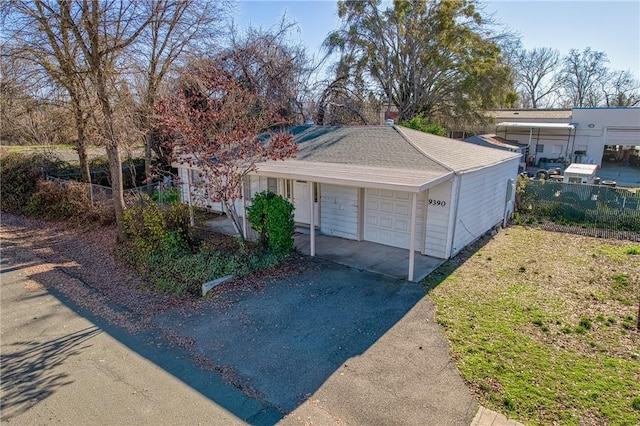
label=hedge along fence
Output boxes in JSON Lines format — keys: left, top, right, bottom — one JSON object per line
{"left": 517, "top": 179, "right": 640, "bottom": 235}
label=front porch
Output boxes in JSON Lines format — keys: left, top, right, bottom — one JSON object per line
{"left": 203, "top": 215, "right": 443, "bottom": 282}
{"left": 295, "top": 233, "right": 444, "bottom": 282}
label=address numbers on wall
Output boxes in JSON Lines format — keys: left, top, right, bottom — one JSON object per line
{"left": 428, "top": 199, "right": 446, "bottom": 207}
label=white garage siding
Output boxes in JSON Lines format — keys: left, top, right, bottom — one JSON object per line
{"left": 320, "top": 184, "right": 359, "bottom": 240}
{"left": 364, "top": 189, "right": 425, "bottom": 250}
{"left": 451, "top": 159, "right": 520, "bottom": 256}
{"left": 423, "top": 179, "right": 454, "bottom": 259}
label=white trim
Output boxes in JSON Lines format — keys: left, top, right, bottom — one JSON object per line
{"left": 309, "top": 180, "right": 315, "bottom": 257}
{"left": 496, "top": 122, "right": 575, "bottom": 130}
{"left": 253, "top": 160, "right": 453, "bottom": 193}
{"left": 408, "top": 192, "right": 417, "bottom": 282}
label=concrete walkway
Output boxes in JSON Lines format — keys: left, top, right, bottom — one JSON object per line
{"left": 471, "top": 406, "right": 525, "bottom": 426}
{"left": 295, "top": 233, "right": 443, "bottom": 282}
{"left": 204, "top": 214, "right": 444, "bottom": 282}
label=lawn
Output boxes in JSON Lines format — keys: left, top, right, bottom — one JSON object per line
{"left": 425, "top": 226, "right": 640, "bottom": 426}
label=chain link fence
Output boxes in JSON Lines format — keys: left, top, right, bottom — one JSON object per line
{"left": 46, "top": 176, "right": 172, "bottom": 208}
{"left": 516, "top": 179, "right": 640, "bottom": 240}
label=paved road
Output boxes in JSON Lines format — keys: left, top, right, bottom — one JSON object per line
{"left": 0, "top": 257, "right": 276, "bottom": 425}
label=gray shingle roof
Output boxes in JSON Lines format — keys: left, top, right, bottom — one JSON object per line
{"left": 289, "top": 125, "right": 449, "bottom": 172}
{"left": 284, "top": 124, "right": 519, "bottom": 174}
{"left": 396, "top": 126, "right": 521, "bottom": 172}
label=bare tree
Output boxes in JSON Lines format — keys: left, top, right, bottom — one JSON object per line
{"left": 601, "top": 70, "right": 640, "bottom": 107}
{"left": 512, "top": 47, "right": 562, "bottom": 108}
{"left": 561, "top": 47, "right": 609, "bottom": 107}
{"left": 130, "top": 0, "right": 229, "bottom": 182}
{"left": 4, "top": 1, "right": 96, "bottom": 182}
{"left": 220, "top": 19, "right": 313, "bottom": 124}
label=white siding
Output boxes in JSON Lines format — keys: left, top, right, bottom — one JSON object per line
{"left": 177, "top": 167, "right": 223, "bottom": 212}
{"left": 451, "top": 158, "right": 519, "bottom": 256}
{"left": 320, "top": 184, "right": 359, "bottom": 240}
{"left": 424, "top": 179, "right": 454, "bottom": 259}
{"left": 178, "top": 167, "right": 189, "bottom": 203}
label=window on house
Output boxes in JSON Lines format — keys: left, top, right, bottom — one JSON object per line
{"left": 536, "top": 144, "right": 544, "bottom": 153}
{"left": 190, "top": 169, "right": 203, "bottom": 184}
{"left": 284, "top": 180, "right": 293, "bottom": 199}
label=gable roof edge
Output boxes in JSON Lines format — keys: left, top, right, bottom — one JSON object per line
{"left": 392, "top": 125, "right": 456, "bottom": 173}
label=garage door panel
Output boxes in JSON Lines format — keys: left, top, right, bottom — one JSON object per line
{"left": 395, "top": 218, "right": 408, "bottom": 232}
{"left": 366, "top": 200, "right": 378, "bottom": 210}
{"left": 395, "top": 203, "right": 409, "bottom": 215}
{"left": 364, "top": 189, "right": 424, "bottom": 250}
{"left": 379, "top": 201, "right": 393, "bottom": 213}
{"left": 379, "top": 216, "right": 393, "bottom": 229}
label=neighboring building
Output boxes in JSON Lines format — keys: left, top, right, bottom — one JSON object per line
{"left": 479, "top": 107, "right": 640, "bottom": 167}
{"left": 176, "top": 125, "right": 520, "bottom": 281}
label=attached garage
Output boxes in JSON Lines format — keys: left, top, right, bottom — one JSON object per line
{"left": 364, "top": 189, "right": 425, "bottom": 250}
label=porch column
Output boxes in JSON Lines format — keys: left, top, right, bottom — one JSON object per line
{"left": 241, "top": 177, "right": 248, "bottom": 240}
{"left": 309, "top": 181, "right": 316, "bottom": 257}
{"left": 408, "top": 192, "right": 418, "bottom": 282}
{"left": 186, "top": 168, "right": 194, "bottom": 227}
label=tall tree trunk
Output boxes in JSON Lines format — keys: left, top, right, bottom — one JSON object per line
{"left": 73, "top": 105, "right": 91, "bottom": 184}
{"left": 94, "top": 68, "right": 127, "bottom": 242}
{"left": 106, "top": 143, "right": 127, "bottom": 242}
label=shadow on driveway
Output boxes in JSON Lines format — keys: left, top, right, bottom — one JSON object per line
{"left": 1, "top": 214, "right": 476, "bottom": 425}
{"left": 154, "top": 259, "right": 477, "bottom": 424}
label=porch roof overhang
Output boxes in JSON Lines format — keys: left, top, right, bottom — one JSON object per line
{"left": 496, "top": 122, "right": 575, "bottom": 130}
{"left": 252, "top": 160, "right": 454, "bottom": 193}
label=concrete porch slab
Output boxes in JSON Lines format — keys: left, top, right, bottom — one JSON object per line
{"left": 295, "top": 234, "right": 443, "bottom": 282}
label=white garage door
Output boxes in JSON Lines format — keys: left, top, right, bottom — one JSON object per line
{"left": 606, "top": 129, "right": 640, "bottom": 146}
{"left": 364, "top": 189, "right": 425, "bottom": 250}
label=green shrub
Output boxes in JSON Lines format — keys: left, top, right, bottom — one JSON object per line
{"left": 123, "top": 198, "right": 193, "bottom": 254}
{"left": 152, "top": 187, "right": 180, "bottom": 204}
{"left": 400, "top": 113, "right": 447, "bottom": 136}
{"left": 246, "top": 191, "right": 295, "bottom": 257}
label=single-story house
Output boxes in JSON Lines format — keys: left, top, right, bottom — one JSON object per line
{"left": 176, "top": 125, "right": 520, "bottom": 281}
{"left": 486, "top": 107, "right": 640, "bottom": 167}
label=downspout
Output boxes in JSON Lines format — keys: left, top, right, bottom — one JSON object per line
{"left": 447, "top": 174, "right": 463, "bottom": 258}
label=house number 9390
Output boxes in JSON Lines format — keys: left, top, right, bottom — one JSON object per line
{"left": 428, "top": 199, "right": 446, "bottom": 207}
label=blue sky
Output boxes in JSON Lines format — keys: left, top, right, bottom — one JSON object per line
{"left": 233, "top": 0, "right": 640, "bottom": 77}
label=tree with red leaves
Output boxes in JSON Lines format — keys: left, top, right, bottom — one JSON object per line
{"left": 156, "top": 59, "right": 297, "bottom": 238}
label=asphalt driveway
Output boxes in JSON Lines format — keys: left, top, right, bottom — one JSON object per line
{"left": 154, "top": 259, "right": 477, "bottom": 425}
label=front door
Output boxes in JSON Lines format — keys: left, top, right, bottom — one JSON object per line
{"left": 293, "top": 180, "right": 310, "bottom": 223}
